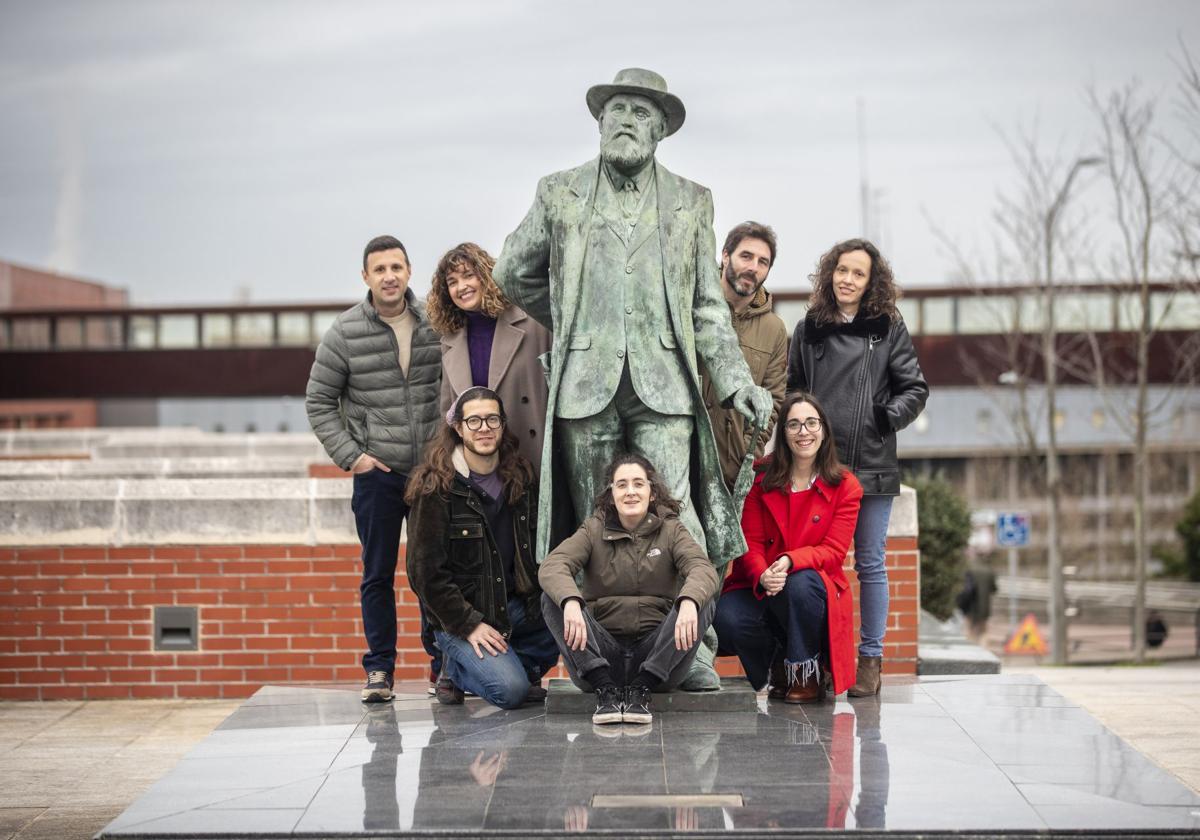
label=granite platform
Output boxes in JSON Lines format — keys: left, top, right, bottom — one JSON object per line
{"left": 545, "top": 677, "right": 758, "bottom": 714}
{"left": 97, "top": 674, "right": 1200, "bottom": 838}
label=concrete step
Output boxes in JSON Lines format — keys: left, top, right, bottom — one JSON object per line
{"left": 545, "top": 677, "right": 758, "bottom": 714}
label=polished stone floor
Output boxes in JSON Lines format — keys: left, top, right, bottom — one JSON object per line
{"left": 98, "top": 674, "right": 1200, "bottom": 837}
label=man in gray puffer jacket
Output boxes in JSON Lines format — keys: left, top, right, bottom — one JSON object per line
{"left": 306, "top": 235, "right": 442, "bottom": 702}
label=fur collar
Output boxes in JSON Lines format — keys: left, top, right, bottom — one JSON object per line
{"left": 451, "top": 445, "right": 470, "bottom": 478}
{"left": 803, "top": 312, "right": 891, "bottom": 343}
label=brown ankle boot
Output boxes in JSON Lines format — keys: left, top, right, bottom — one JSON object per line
{"left": 847, "top": 656, "right": 882, "bottom": 697}
{"left": 784, "top": 668, "right": 826, "bottom": 704}
{"left": 767, "top": 654, "right": 787, "bottom": 700}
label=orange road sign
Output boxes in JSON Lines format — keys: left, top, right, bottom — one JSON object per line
{"left": 1004, "top": 613, "right": 1048, "bottom": 655}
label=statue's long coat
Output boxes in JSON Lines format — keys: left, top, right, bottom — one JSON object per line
{"left": 494, "top": 156, "right": 754, "bottom": 567}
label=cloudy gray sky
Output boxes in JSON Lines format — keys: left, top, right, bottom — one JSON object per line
{"left": 1, "top": 0, "right": 1197, "bottom": 304}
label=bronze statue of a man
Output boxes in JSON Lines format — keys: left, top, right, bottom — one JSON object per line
{"left": 495, "top": 67, "right": 771, "bottom": 573}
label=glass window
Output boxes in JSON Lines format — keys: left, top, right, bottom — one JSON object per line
{"left": 311, "top": 311, "right": 343, "bottom": 346}
{"left": 235, "top": 313, "right": 273, "bottom": 347}
{"left": 202, "top": 314, "right": 233, "bottom": 348}
{"left": 129, "top": 316, "right": 157, "bottom": 349}
{"left": 1152, "top": 290, "right": 1200, "bottom": 330}
{"left": 895, "top": 299, "right": 918, "bottom": 334}
{"left": 772, "top": 300, "right": 807, "bottom": 337}
{"left": 159, "top": 315, "right": 198, "bottom": 349}
{"left": 11, "top": 317, "right": 52, "bottom": 349}
{"left": 958, "top": 295, "right": 1015, "bottom": 334}
{"left": 55, "top": 317, "right": 85, "bottom": 349}
{"left": 83, "top": 316, "right": 123, "bottom": 349}
{"left": 1055, "top": 292, "right": 1112, "bottom": 331}
{"left": 277, "top": 312, "right": 311, "bottom": 346}
{"left": 1115, "top": 291, "right": 1143, "bottom": 331}
{"left": 1016, "top": 292, "right": 1047, "bottom": 333}
{"left": 922, "top": 297, "right": 954, "bottom": 334}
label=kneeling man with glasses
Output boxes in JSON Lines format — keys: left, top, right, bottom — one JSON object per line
{"left": 406, "top": 386, "right": 559, "bottom": 709}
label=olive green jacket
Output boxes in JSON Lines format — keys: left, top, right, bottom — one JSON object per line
{"left": 701, "top": 287, "right": 788, "bottom": 488}
{"left": 538, "top": 508, "right": 719, "bottom": 639}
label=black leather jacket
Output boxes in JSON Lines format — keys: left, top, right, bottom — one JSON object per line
{"left": 406, "top": 474, "right": 540, "bottom": 639}
{"left": 787, "top": 313, "right": 929, "bottom": 495}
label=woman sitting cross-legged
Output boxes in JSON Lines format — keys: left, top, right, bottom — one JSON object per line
{"left": 713, "top": 391, "right": 863, "bottom": 703}
{"left": 539, "top": 453, "right": 719, "bottom": 726}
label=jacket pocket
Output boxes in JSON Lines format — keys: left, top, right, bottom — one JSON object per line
{"left": 659, "top": 332, "right": 677, "bottom": 349}
{"left": 568, "top": 334, "right": 591, "bottom": 351}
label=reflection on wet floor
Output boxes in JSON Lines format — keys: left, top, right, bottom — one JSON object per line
{"left": 99, "top": 675, "right": 1200, "bottom": 836}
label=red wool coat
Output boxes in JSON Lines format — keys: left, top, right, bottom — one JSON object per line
{"left": 723, "top": 468, "right": 864, "bottom": 694}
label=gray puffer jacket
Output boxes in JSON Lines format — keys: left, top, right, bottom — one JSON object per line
{"left": 305, "top": 290, "right": 442, "bottom": 474}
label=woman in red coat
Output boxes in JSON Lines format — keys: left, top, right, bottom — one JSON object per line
{"left": 714, "top": 391, "right": 863, "bottom": 702}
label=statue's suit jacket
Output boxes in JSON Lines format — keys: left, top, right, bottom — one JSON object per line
{"left": 495, "top": 156, "right": 754, "bottom": 567}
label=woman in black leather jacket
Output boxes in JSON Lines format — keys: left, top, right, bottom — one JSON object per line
{"left": 786, "top": 239, "right": 928, "bottom": 696}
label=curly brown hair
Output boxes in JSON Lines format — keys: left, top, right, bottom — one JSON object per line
{"left": 806, "top": 238, "right": 899, "bottom": 326}
{"left": 426, "top": 243, "right": 510, "bottom": 335}
{"left": 760, "top": 391, "right": 845, "bottom": 493}
{"left": 591, "top": 452, "right": 681, "bottom": 522}
{"left": 404, "top": 387, "right": 533, "bottom": 505}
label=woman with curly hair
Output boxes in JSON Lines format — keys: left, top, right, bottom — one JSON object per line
{"left": 786, "top": 238, "right": 928, "bottom": 696}
{"left": 429, "top": 242, "right": 551, "bottom": 475}
{"left": 538, "top": 453, "right": 719, "bottom": 726}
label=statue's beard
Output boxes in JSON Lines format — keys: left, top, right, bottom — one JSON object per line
{"left": 601, "top": 134, "right": 656, "bottom": 174}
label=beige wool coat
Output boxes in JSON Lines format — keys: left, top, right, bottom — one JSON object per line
{"left": 439, "top": 304, "right": 552, "bottom": 475}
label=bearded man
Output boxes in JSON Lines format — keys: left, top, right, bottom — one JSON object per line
{"left": 494, "top": 68, "right": 771, "bottom": 689}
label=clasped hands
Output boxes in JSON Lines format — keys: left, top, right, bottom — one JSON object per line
{"left": 758, "top": 557, "right": 791, "bottom": 597}
{"left": 563, "top": 597, "right": 699, "bottom": 651}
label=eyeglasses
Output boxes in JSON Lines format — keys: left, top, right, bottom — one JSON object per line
{"left": 462, "top": 414, "right": 503, "bottom": 431}
{"left": 785, "top": 417, "right": 823, "bottom": 434}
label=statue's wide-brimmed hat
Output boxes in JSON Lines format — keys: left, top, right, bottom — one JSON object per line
{"left": 586, "top": 68, "right": 686, "bottom": 136}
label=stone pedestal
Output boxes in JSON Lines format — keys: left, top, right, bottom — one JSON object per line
{"left": 544, "top": 677, "right": 758, "bottom": 714}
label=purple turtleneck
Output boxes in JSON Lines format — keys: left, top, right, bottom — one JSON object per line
{"left": 465, "top": 310, "right": 497, "bottom": 387}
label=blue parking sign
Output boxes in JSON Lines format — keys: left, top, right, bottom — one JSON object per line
{"left": 996, "top": 512, "right": 1030, "bottom": 548}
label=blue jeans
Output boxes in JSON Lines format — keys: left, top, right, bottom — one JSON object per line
{"left": 713, "top": 570, "right": 827, "bottom": 690}
{"left": 435, "top": 596, "right": 560, "bottom": 710}
{"left": 854, "top": 494, "right": 894, "bottom": 658}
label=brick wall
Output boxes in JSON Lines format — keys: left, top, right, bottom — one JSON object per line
{"left": 0, "top": 538, "right": 918, "bottom": 700}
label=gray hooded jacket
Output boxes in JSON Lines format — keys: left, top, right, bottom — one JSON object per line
{"left": 305, "top": 290, "right": 442, "bottom": 474}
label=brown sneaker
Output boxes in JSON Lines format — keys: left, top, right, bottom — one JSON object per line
{"left": 847, "top": 655, "right": 882, "bottom": 697}
{"left": 784, "top": 668, "right": 826, "bottom": 704}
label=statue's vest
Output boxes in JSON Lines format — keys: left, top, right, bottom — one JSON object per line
{"left": 557, "top": 173, "right": 692, "bottom": 420}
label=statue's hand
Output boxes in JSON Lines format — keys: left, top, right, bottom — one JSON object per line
{"left": 732, "top": 384, "right": 772, "bottom": 429}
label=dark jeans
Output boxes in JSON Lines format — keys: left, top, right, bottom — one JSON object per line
{"left": 435, "top": 596, "right": 560, "bottom": 710}
{"left": 713, "top": 570, "right": 827, "bottom": 690}
{"left": 541, "top": 593, "right": 716, "bottom": 692}
{"left": 352, "top": 468, "right": 440, "bottom": 677}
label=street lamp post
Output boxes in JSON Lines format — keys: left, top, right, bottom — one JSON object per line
{"left": 1042, "top": 155, "right": 1102, "bottom": 666}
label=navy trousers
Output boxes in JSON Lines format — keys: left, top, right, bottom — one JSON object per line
{"left": 713, "top": 570, "right": 827, "bottom": 691}
{"left": 351, "top": 468, "right": 440, "bottom": 677}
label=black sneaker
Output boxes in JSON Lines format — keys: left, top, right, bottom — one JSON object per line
{"left": 525, "top": 682, "right": 548, "bottom": 704}
{"left": 592, "top": 685, "right": 623, "bottom": 725}
{"left": 361, "top": 670, "right": 393, "bottom": 703}
{"left": 427, "top": 666, "right": 438, "bottom": 697}
{"left": 623, "top": 684, "right": 652, "bottom": 724}
{"left": 435, "top": 675, "right": 464, "bottom": 705}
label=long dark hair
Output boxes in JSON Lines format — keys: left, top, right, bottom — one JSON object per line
{"left": 806, "top": 238, "right": 898, "bottom": 326}
{"left": 404, "top": 386, "right": 532, "bottom": 504}
{"left": 760, "top": 391, "right": 845, "bottom": 492}
{"left": 591, "top": 452, "right": 681, "bottom": 521}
